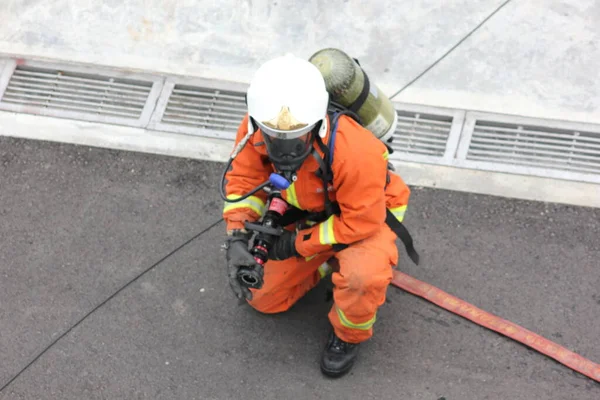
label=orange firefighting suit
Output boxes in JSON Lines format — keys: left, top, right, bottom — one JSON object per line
{"left": 223, "top": 113, "right": 411, "bottom": 343}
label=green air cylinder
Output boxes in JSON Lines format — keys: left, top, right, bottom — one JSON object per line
{"left": 309, "top": 48, "right": 397, "bottom": 143}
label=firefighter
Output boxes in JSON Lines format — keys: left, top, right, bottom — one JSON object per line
{"left": 222, "top": 54, "right": 411, "bottom": 377}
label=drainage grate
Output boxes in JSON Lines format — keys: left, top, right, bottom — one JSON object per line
{"left": 3, "top": 57, "right": 600, "bottom": 188}
{"left": 162, "top": 84, "right": 246, "bottom": 133}
{"left": 0, "top": 61, "right": 163, "bottom": 127}
{"left": 467, "top": 120, "right": 600, "bottom": 175}
{"left": 390, "top": 110, "right": 453, "bottom": 157}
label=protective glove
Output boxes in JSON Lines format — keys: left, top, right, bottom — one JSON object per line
{"left": 224, "top": 231, "right": 263, "bottom": 301}
{"left": 268, "top": 230, "right": 300, "bottom": 261}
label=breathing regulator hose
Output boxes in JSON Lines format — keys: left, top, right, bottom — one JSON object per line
{"left": 219, "top": 128, "right": 271, "bottom": 203}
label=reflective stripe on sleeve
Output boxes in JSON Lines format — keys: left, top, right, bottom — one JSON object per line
{"left": 223, "top": 194, "right": 266, "bottom": 216}
{"left": 335, "top": 306, "right": 377, "bottom": 330}
{"left": 389, "top": 205, "right": 407, "bottom": 222}
{"left": 318, "top": 215, "right": 337, "bottom": 245}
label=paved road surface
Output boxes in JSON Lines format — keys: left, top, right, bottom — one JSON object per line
{"left": 1, "top": 137, "right": 598, "bottom": 399}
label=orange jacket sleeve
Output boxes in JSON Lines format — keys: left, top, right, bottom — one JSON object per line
{"left": 385, "top": 169, "right": 411, "bottom": 223}
{"left": 294, "top": 117, "right": 391, "bottom": 257}
{"left": 222, "top": 115, "right": 272, "bottom": 232}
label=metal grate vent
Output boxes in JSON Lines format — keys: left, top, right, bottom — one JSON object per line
{"left": 467, "top": 120, "right": 600, "bottom": 175}
{"left": 2, "top": 56, "right": 599, "bottom": 188}
{"left": 160, "top": 84, "right": 247, "bottom": 133}
{"left": 0, "top": 62, "right": 162, "bottom": 127}
{"left": 390, "top": 110, "right": 453, "bottom": 157}
{"left": 2, "top": 65, "right": 152, "bottom": 118}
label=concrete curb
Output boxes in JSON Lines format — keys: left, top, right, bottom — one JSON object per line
{"left": 1, "top": 111, "right": 598, "bottom": 208}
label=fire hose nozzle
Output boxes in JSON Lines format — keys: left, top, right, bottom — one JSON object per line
{"left": 237, "top": 264, "right": 263, "bottom": 289}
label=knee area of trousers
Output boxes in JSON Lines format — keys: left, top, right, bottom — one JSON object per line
{"left": 339, "top": 267, "right": 390, "bottom": 293}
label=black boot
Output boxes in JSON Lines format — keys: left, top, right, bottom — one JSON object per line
{"left": 320, "top": 331, "right": 360, "bottom": 378}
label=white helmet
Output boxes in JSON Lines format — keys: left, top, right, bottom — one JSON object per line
{"left": 246, "top": 54, "right": 329, "bottom": 173}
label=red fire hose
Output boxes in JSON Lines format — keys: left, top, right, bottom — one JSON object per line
{"left": 391, "top": 270, "right": 600, "bottom": 383}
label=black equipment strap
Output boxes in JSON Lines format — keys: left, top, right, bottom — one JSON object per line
{"left": 348, "top": 68, "right": 370, "bottom": 114}
{"left": 385, "top": 209, "right": 420, "bottom": 265}
{"left": 312, "top": 137, "right": 335, "bottom": 217}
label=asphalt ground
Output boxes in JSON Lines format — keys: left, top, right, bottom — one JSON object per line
{"left": 0, "top": 136, "right": 599, "bottom": 399}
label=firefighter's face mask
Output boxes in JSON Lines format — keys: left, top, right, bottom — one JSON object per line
{"left": 256, "top": 117, "right": 321, "bottom": 176}
{"left": 262, "top": 129, "right": 315, "bottom": 173}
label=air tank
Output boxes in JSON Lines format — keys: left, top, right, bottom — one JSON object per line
{"left": 309, "top": 48, "right": 397, "bottom": 143}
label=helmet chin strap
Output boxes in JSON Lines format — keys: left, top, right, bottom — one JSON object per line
{"left": 319, "top": 116, "right": 328, "bottom": 138}
{"left": 247, "top": 117, "right": 256, "bottom": 136}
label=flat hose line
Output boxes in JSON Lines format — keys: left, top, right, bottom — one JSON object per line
{"left": 391, "top": 270, "right": 600, "bottom": 383}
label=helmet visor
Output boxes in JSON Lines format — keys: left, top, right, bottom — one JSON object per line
{"left": 261, "top": 125, "right": 318, "bottom": 172}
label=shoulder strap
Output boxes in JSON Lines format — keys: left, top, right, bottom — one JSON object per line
{"left": 322, "top": 108, "right": 360, "bottom": 169}
{"left": 313, "top": 135, "right": 335, "bottom": 217}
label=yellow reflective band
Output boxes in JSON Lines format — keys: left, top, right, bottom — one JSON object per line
{"left": 319, "top": 215, "right": 337, "bottom": 245}
{"left": 223, "top": 194, "right": 266, "bottom": 216}
{"left": 318, "top": 262, "right": 331, "bottom": 278}
{"left": 285, "top": 182, "right": 300, "bottom": 209}
{"left": 390, "top": 205, "right": 407, "bottom": 222}
{"left": 304, "top": 254, "right": 317, "bottom": 262}
{"left": 335, "top": 306, "right": 377, "bottom": 330}
{"left": 383, "top": 150, "right": 389, "bottom": 161}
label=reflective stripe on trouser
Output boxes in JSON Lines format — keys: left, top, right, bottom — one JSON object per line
{"left": 335, "top": 306, "right": 377, "bottom": 330}
{"left": 328, "top": 225, "right": 397, "bottom": 343}
{"left": 248, "top": 225, "right": 398, "bottom": 344}
{"left": 318, "top": 262, "right": 332, "bottom": 278}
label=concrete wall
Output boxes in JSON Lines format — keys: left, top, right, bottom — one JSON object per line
{"left": 1, "top": 0, "right": 599, "bottom": 123}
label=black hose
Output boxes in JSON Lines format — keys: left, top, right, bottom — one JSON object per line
{"left": 219, "top": 156, "right": 270, "bottom": 203}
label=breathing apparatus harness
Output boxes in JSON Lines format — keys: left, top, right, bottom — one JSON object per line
{"left": 219, "top": 101, "right": 420, "bottom": 290}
